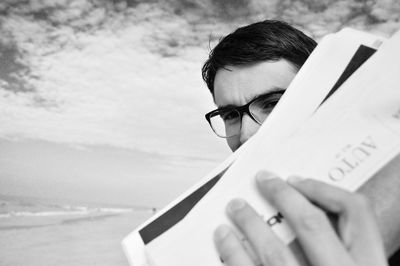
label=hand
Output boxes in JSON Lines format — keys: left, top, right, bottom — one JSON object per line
{"left": 213, "top": 171, "right": 388, "bottom": 266}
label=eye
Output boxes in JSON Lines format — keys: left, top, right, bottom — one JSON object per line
{"left": 253, "top": 93, "right": 283, "bottom": 114}
{"left": 220, "top": 109, "right": 240, "bottom": 123}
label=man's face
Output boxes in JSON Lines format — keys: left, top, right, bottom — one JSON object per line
{"left": 213, "top": 59, "right": 297, "bottom": 151}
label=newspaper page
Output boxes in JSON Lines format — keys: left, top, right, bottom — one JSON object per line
{"left": 122, "top": 29, "right": 392, "bottom": 266}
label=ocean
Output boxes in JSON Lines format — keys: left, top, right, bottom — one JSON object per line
{"left": 0, "top": 194, "right": 153, "bottom": 266}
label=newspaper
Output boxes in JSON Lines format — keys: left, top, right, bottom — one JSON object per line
{"left": 122, "top": 28, "right": 399, "bottom": 266}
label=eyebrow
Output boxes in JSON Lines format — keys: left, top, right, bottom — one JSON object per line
{"left": 217, "top": 87, "right": 286, "bottom": 109}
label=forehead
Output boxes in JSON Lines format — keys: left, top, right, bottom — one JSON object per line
{"left": 213, "top": 59, "right": 297, "bottom": 107}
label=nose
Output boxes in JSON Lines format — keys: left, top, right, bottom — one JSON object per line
{"left": 239, "top": 113, "right": 260, "bottom": 146}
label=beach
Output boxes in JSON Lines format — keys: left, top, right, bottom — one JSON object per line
{"left": 0, "top": 195, "right": 153, "bottom": 266}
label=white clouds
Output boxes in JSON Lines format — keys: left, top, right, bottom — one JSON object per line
{"left": 0, "top": 3, "right": 228, "bottom": 159}
{"left": 2, "top": 0, "right": 398, "bottom": 160}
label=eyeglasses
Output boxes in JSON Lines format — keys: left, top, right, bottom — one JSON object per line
{"left": 205, "top": 90, "right": 285, "bottom": 138}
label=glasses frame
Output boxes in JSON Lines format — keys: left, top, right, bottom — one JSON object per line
{"left": 205, "top": 90, "right": 285, "bottom": 138}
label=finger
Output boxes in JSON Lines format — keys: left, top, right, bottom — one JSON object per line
{"left": 227, "top": 199, "right": 299, "bottom": 266}
{"left": 256, "top": 171, "right": 353, "bottom": 266}
{"left": 214, "top": 224, "right": 255, "bottom": 266}
{"left": 287, "top": 177, "right": 387, "bottom": 266}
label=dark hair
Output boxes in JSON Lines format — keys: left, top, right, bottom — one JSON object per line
{"left": 202, "top": 20, "right": 317, "bottom": 95}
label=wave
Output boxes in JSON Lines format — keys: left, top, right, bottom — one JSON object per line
{"left": 0, "top": 206, "right": 134, "bottom": 218}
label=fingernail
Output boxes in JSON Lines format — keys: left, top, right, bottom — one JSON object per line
{"left": 287, "top": 175, "right": 305, "bottom": 184}
{"left": 256, "top": 171, "right": 278, "bottom": 183}
{"left": 214, "top": 225, "right": 231, "bottom": 242}
{"left": 227, "top": 199, "right": 246, "bottom": 213}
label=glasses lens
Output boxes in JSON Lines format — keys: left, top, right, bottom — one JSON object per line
{"left": 209, "top": 109, "right": 241, "bottom": 138}
{"left": 249, "top": 92, "right": 283, "bottom": 123}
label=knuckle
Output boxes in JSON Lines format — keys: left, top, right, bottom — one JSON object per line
{"left": 261, "top": 247, "right": 288, "bottom": 265}
{"left": 230, "top": 204, "right": 258, "bottom": 229}
{"left": 297, "top": 208, "right": 329, "bottom": 232}
{"left": 267, "top": 180, "right": 291, "bottom": 197}
{"left": 218, "top": 238, "right": 239, "bottom": 261}
{"left": 236, "top": 214, "right": 254, "bottom": 230}
{"left": 351, "top": 193, "right": 372, "bottom": 212}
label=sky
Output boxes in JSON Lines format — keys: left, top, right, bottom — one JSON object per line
{"left": 0, "top": 0, "right": 399, "bottom": 208}
{"left": 0, "top": 0, "right": 233, "bottom": 207}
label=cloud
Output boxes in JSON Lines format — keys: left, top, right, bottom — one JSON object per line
{"left": 1, "top": 0, "right": 399, "bottom": 159}
{"left": 0, "top": 1, "right": 229, "bottom": 159}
